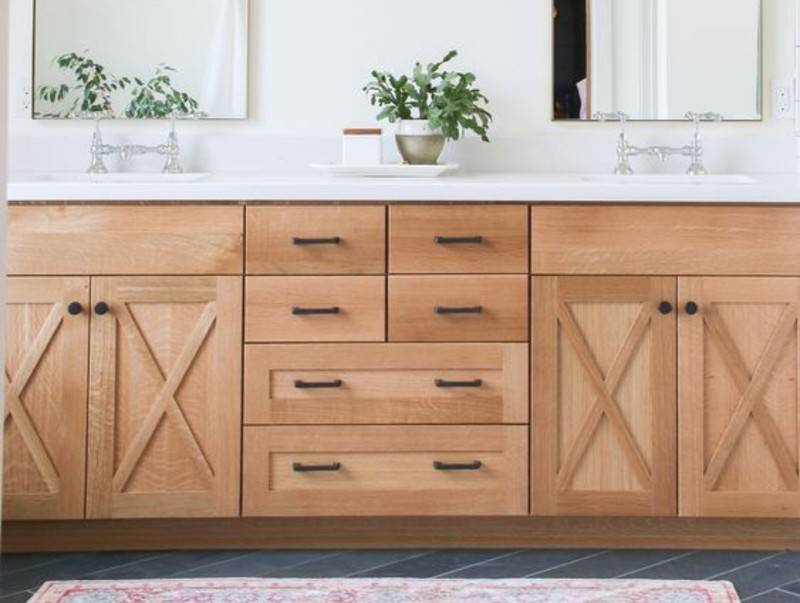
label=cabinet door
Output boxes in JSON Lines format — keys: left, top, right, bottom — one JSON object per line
{"left": 4, "top": 277, "right": 89, "bottom": 520}
{"left": 86, "top": 277, "right": 242, "bottom": 518}
{"left": 532, "top": 276, "right": 677, "bottom": 516}
{"left": 680, "top": 277, "right": 800, "bottom": 517}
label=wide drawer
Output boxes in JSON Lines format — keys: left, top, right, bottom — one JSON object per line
{"left": 390, "top": 206, "right": 529, "bottom": 273}
{"left": 244, "top": 343, "right": 528, "bottom": 425}
{"left": 532, "top": 206, "right": 800, "bottom": 275}
{"left": 245, "top": 276, "right": 385, "bottom": 342}
{"left": 242, "top": 425, "right": 528, "bottom": 516}
{"left": 388, "top": 276, "right": 528, "bottom": 342}
{"left": 246, "top": 206, "right": 386, "bottom": 275}
{"left": 9, "top": 206, "right": 243, "bottom": 275}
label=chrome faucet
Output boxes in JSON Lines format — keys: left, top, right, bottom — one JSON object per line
{"left": 595, "top": 111, "right": 723, "bottom": 175}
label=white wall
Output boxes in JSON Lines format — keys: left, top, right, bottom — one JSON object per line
{"left": 6, "top": 0, "right": 798, "bottom": 175}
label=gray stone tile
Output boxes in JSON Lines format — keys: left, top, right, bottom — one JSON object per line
{"left": 625, "top": 550, "right": 780, "bottom": 581}
{"left": 532, "top": 550, "right": 689, "bottom": 579}
{"left": 355, "top": 550, "right": 516, "bottom": 578}
{"left": 714, "top": 552, "right": 800, "bottom": 600}
{"left": 171, "top": 550, "right": 339, "bottom": 578}
{"left": 265, "top": 550, "right": 432, "bottom": 578}
{"left": 444, "top": 549, "right": 606, "bottom": 579}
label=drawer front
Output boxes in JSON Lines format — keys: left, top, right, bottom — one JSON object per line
{"left": 9, "top": 206, "right": 243, "bottom": 275}
{"left": 532, "top": 206, "right": 800, "bottom": 275}
{"left": 243, "top": 425, "right": 528, "bottom": 516}
{"left": 390, "top": 206, "right": 529, "bottom": 273}
{"left": 246, "top": 206, "right": 386, "bottom": 275}
{"left": 389, "top": 276, "right": 528, "bottom": 342}
{"left": 244, "top": 343, "right": 528, "bottom": 425}
{"left": 245, "top": 276, "right": 385, "bottom": 342}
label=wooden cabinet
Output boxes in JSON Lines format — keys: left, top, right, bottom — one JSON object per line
{"left": 4, "top": 277, "right": 90, "bottom": 520}
{"left": 532, "top": 276, "right": 677, "bottom": 516}
{"left": 679, "top": 277, "right": 800, "bottom": 518}
{"left": 86, "top": 277, "right": 242, "bottom": 518}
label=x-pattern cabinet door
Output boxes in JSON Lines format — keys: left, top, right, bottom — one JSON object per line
{"left": 532, "top": 276, "right": 677, "bottom": 516}
{"left": 680, "top": 277, "right": 800, "bottom": 517}
{"left": 86, "top": 276, "right": 242, "bottom": 518}
{"left": 4, "top": 277, "right": 89, "bottom": 520}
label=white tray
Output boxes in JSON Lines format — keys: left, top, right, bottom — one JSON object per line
{"left": 311, "top": 163, "right": 458, "bottom": 178}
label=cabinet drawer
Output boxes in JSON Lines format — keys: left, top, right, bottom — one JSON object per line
{"left": 390, "top": 206, "right": 529, "bottom": 273}
{"left": 244, "top": 343, "right": 528, "bottom": 425}
{"left": 9, "top": 206, "right": 243, "bottom": 275}
{"left": 245, "top": 277, "right": 385, "bottom": 342}
{"left": 246, "top": 206, "right": 386, "bottom": 274}
{"left": 243, "top": 425, "right": 527, "bottom": 516}
{"left": 532, "top": 206, "right": 800, "bottom": 275}
{"left": 389, "top": 276, "right": 528, "bottom": 342}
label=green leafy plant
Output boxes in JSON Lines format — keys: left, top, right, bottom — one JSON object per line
{"left": 363, "top": 50, "right": 492, "bottom": 142}
{"left": 124, "top": 65, "right": 200, "bottom": 118}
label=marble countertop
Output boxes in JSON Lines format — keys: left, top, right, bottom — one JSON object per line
{"left": 9, "top": 171, "right": 800, "bottom": 203}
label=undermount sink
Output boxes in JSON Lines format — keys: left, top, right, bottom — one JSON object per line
{"left": 20, "top": 172, "right": 211, "bottom": 183}
{"left": 582, "top": 174, "right": 758, "bottom": 185}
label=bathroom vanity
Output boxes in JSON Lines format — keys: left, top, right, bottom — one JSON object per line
{"left": 5, "top": 174, "right": 800, "bottom": 552}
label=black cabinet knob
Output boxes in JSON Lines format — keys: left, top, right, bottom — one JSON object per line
{"left": 685, "top": 301, "right": 699, "bottom": 316}
{"left": 658, "top": 302, "right": 673, "bottom": 315}
{"left": 67, "top": 302, "right": 83, "bottom": 316}
{"left": 94, "top": 302, "right": 110, "bottom": 316}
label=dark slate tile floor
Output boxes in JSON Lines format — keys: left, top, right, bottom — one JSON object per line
{"left": 2, "top": 549, "right": 800, "bottom": 601}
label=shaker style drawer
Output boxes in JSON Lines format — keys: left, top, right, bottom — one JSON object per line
{"left": 243, "top": 425, "right": 528, "bottom": 516}
{"left": 244, "top": 343, "right": 528, "bottom": 425}
{"left": 246, "top": 206, "right": 386, "bottom": 275}
{"left": 531, "top": 206, "right": 800, "bottom": 275}
{"left": 9, "top": 206, "right": 244, "bottom": 275}
{"left": 388, "top": 276, "right": 528, "bottom": 342}
{"left": 245, "top": 276, "right": 385, "bottom": 342}
{"left": 389, "top": 206, "right": 529, "bottom": 273}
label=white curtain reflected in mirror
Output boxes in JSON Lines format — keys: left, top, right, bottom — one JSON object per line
{"left": 553, "top": 0, "right": 761, "bottom": 121}
{"left": 33, "top": 0, "right": 249, "bottom": 119}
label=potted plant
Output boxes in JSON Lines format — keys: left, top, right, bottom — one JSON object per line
{"left": 363, "top": 50, "right": 492, "bottom": 165}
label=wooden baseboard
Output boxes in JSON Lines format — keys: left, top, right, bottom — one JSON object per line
{"left": 4, "top": 517, "right": 800, "bottom": 553}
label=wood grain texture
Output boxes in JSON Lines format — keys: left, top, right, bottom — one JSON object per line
{"left": 245, "top": 276, "right": 386, "bottom": 342}
{"left": 388, "top": 276, "right": 528, "bottom": 342}
{"left": 679, "top": 277, "right": 800, "bottom": 518}
{"left": 531, "top": 206, "right": 800, "bottom": 275}
{"left": 7, "top": 517, "right": 800, "bottom": 552}
{"left": 243, "top": 425, "right": 528, "bottom": 517}
{"left": 246, "top": 206, "right": 386, "bottom": 275}
{"left": 4, "top": 277, "right": 89, "bottom": 520}
{"left": 532, "top": 276, "right": 677, "bottom": 517}
{"left": 86, "top": 276, "right": 242, "bottom": 519}
{"left": 244, "top": 343, "right": 528, "bottom": 425}
{"left": 390, "top": 206, "right": 529, "bottom": 274}
{"left": 9, "top": 206, "right": 244, "bottom": 275}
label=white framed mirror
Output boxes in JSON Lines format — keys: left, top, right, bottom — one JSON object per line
{"left": 33, "top": 0, "right": 249, "bottom": 119}
{"left": 553, "top": 0, "right": 762, "bottom": 121}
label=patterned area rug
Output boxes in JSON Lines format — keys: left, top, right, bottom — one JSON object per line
{"left": 29, "top": 578, "right": 740, "bottom": 602}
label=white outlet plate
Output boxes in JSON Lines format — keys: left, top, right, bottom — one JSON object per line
{"left": 773, "top": 79, "right": 794, "bottom": 120}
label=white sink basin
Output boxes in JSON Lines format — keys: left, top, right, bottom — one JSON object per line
{"left": 582, "top": 174, "right": 757, "bottom": 185}
{"left": 19, "top": 172, "right": 211, "bottom": 183}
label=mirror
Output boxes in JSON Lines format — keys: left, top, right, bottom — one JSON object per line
{"left": 553, "top": 0, "right": 762, "bottom": 121}
{"left": 33, "top": 0, "right": 248, "bottom": 119}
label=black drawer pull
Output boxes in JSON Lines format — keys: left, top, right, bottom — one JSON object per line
{"left": 434, "top": 236, "right": 483, "bottom": 245}
{"left": 295, "top": 379, "right": 343, "bottom": 389}
{"left": 293, "top": 237, "right": 342, "bottom": 246}
{"left": 433, "top": 461, "right": 482, "bottom": 471}
{"left": 292, "top": 306, "right": 341, "bottom": 316}
{"left": 435, "top": 378, "right": 483, "bottom": 388}
{"left": 293, "top": 462, "right": 342, "bottom": 473}
{"left": 434, "top": 306, "right": 483, "bottom": 315}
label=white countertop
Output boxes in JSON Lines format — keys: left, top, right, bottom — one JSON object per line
{"left": 9, "top": 171, "right": 800, "bottom": 203}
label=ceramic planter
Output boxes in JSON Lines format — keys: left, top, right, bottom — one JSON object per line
{"left": 395, "top": 120, "right": 446, "bottom": 165}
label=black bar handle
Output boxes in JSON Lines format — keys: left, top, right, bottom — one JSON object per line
{"left": 434, "top": 306, "right": 483, "bottom": 315}
{"left": 433, "top": 461, "right": 482, "bottom": 471}
{"left": 658, "top": 302, "right": 673, "bottom": 315}
{"left": 292, "top": 306, "right": 341, "bottom": 316}
{"left": 293, "top": 237, "right": 342, "bottom": 246}
{"left": 686, "top": 301, "right": 700, "bottom": 316}
{"left": 94, "top": 302, "right": 110, "bottom": 316}
{"left": 435, "top": 378, "right": 483, "bottom": 388}
{"left": 434, "top": 236, "right": 483, "bottom": 245}
{"left": 67, "top": 302, "right": 83, "bottom": 316}
{"left": 293, "top": 462, "right": 342, "bottom": 473}
{"left": 294, "top": 379, "right": 343, "bottom": 389}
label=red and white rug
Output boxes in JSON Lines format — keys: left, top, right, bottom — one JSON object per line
{"left": 29, "top": 578, "right": 740, "bottom": 602}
